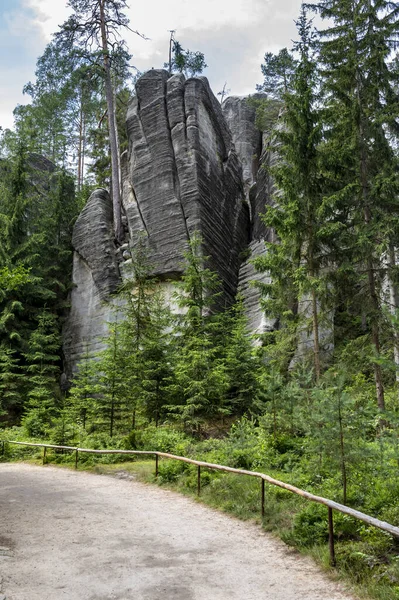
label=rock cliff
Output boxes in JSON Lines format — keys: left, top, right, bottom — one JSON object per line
{"left": 62, "top": 189, "right": 121, "bottom": 376}
{"left": 123, "top": 70, "right": 250, "bottom": 300}
{"left": 63, "top": 71, "right": 278, "bottom": 373}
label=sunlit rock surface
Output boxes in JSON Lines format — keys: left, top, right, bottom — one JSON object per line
{"left": 123, "top": 70, "right": 250, "bottom": 302}
{"left": 62, "top": 189, "right": 121, "bottom": 377}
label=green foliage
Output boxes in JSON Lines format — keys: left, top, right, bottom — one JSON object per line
{"left": 256, "top": 48, "right": 298, "bottom": 100}
{"left": 22, "top": 310, "right": 61, "bottom": 435}
{"left": 167, "top": 234, "right": 230, "bottom": 430}
{"left": 166, "top": 37, "right": 207, "bottom": 77}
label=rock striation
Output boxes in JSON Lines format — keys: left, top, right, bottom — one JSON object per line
{"left": 63, "top": 71, "right": 295, "bottom": 373}
{"left": 123, "top": 70, "right": 250, "bottom": 302}
{"left": 222, "top": 96, "right": 262, "bottom": 200}
{"left": 222, "top": 96, "right": 279, "bottom": 337}
{"left": 62, "top": 189, "right": 121, "bottom": 377}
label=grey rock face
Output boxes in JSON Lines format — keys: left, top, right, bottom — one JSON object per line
{"left": 250, "top": 133, "right": 280, "bottom": 243}
{"left": 236, "top": 124, "right": 280, "bottom": 337}
{"left": 123, "top": 70, "right": 249, "bottom": 302}
{"left": 238, "top": 240, "right": 278, "bottom": 338}
{"left": 64, "top": 72, "right": 251, "bottom": 372}
{"left": 222, "top": 96, "right": 262, "bottom": 198}
{"left": 62, "top": 189, "right": 121, "bottom": 377}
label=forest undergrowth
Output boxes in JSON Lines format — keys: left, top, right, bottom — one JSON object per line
{"left": 3, "top": 400, "right": 399, "bottom": 600}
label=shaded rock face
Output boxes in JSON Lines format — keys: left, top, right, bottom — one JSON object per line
{"left": 62, "top": 189, "right": 121, "bottom": 377}
{"left": 222, "top": 96, "right": 262, "bottom": 200}
{"left": 64, "top": 71, "right": 255, "bottom": 371}
{"left": 123, "top": 70, "right": 250, "bottom": 302}
{"left": 238, "top": 240, "right": 278, "bottom": 338}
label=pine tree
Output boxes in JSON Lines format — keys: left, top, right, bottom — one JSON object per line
{"left": 168, "top": 234, "right": 229, "bottom": 432}
{"left": 22, "top": 311, "right": 61, "bottom": 436}
{"left": 255, "top": 8, "right": 329, "bottom": 380}
{"left": 56, "top": 0, "right": 143, "bottom": 243}
{"left": 166, "top": 33, "right": 207, "bottom": 77}
{"left": 308, "top": 0, "right": 399, "bottom": 409}
{"left": 256, "top": 48, "right": 298, "bottom": 100}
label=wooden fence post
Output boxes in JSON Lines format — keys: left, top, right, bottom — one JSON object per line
{"left": 328, "top": 507, "right": 336, "bottom": 567}
{"left": 43, "top": 446, "right": 47, "bottom": 465}
{"left": 155, "top": 454, "right": 159, "bottom": 478}
{"left": 261, "top": 478, "right": 265, "bottom": 518}
{"left": 75, "top": 449, "right": 79, "bottom": 470}
{"left": 197, "top": 466, "right": 201, "bottom": 496}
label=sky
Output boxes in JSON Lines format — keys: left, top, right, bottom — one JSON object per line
{"left": 0, "top": 0, "right": 304, "bottom": 130}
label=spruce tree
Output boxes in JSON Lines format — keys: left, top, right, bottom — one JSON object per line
{"left": 308, "top": 0, "right": 399, "bottom": 409}
{"left": 117, "top": 237, "right": 172, "bottom": 428}
{"left": 67, "top": 346, "right": 99, "bottom": 431}
{"left": 23, "top": 311, "right": 61, "bottom": 436}
{"left": 168, "top": 234, "right": 229, "bottom": 432}
{"left": 255, "top": 8, "right": 329, "bottom": 380}
{"left": 92, "top": 321, "right": 128, "bottom": 437}
{"left": 223, "top": 298, "right": 261, "bottom": 415}
{"left": 0, "top": 344, "right": 24, "bottom": 419}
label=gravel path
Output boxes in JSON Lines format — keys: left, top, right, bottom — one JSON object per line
{"left": 0, "top": 463, "right": 357, "bottom": 600}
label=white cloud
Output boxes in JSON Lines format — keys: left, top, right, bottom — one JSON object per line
{"left": 0, "top": 0, "right": 303, "bottom": 129}
{"left": 21, "top": 0, "right": 70, "bottom": 40}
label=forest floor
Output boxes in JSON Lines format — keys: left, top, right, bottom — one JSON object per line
{"left": 0, "top": 463, "right": 358, "bottom": 600}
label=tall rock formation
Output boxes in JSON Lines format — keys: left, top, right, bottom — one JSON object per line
{"left": 63, "top": 72, "right": 333, "bottom": 375}
{"left": 64, "top": 71, "right": 253, "bottom": 373}
{"left": 62, "top": 189, "right": 121, "bottom": 377}
{"left": 122, "top": 70, "right": 250, "bottom": 302}
{"left": 222, "top": 96, "right": 278, "bottom": 336}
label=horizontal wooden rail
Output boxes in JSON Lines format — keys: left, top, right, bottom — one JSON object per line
{"left": 3, "top": 439, "right": 399, "bottom": 566}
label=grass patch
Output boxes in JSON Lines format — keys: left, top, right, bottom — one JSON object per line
{"left": 3, "top": 435, "right": 399, "bottom": 600}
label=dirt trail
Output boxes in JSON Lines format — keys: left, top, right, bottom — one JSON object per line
{"left": 0, "top": 463, "right": 356, "bottom": 600}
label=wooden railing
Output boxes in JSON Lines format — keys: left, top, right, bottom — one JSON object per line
{"left": 2, "top": 439, "right": 399, "bottom": 567}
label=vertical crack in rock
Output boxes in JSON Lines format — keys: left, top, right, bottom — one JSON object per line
{"left": 128, "top": 180, "right": 150, "bottom": 238}
{"left": 165, "top": 74, "right": 192, "bottom": 247}
{"left": 124, "top": 70, "right": 193, "bottom": 277}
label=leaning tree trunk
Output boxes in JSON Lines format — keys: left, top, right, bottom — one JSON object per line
{"left": 99, "top": 0, "right": 123, "bottom": 244}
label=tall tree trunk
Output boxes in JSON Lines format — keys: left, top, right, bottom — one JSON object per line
{"left": 356, "top": 58, "right": 385, "bottom": 411}
{"left": 77, "top": 90, "right": 84, "bottom": 192}
{"left": 337, "top": 394, "right": 347, "bottom": 505}
{"left": 311, "top": 288, "right": 321, "bottom": 382}
{"left": 388, "top": 244, "right": 399, "bottom": 391}
{"left": 99, "top": 0, "right": 123, "bottom": 244}
{"left": 364, "top": 209, "right": 385, "bottom": 411}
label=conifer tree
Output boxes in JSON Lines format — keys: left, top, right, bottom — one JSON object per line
{"left": 23, "top": 311, "right": 61, "bottom": 436}
{"left": 117, "top": 237, "right": 172, "bottom": 428}
{"left": 67, "top": 346, "right": 99, "bottom": 431}
{"left": 223, "top": 298, "right": 261, "bottom": 415}
{"left": 92, "top": 321, "right": 128, "bottom": 437}
{"left": 257, "top": 48, "right": 298, "bottom": 100}
{"left": 168, "top": 234, "right": 229, "bottom": 431}
{"left": 308, "top": 0, "right": 399, "bottom": 409}
{"left": 0, "top": 344, "right": 24, "bottom": 418}
{"left": 255, "top": 8, "right": 329, "bottom": 380}
{"left": 56, "top": 0, "right": 143, "bottom": 242}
